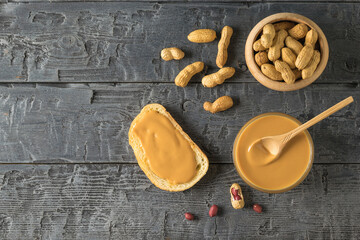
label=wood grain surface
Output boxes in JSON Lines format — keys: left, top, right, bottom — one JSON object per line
{"left": 0, "top": 163, "right": 359, "bottom": 239}
{"left": 0, "top": 2, "right": 358, "bottom": 83}
{"left": 0, "top": 1, "right": 359, "bottom": 239}
{"left": 6, "top": 0, "right": 357, "bottom": 2}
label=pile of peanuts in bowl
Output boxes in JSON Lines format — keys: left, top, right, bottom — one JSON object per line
{"left": 245, "top": 13, "right": 329, "bottom": 92}
{"left": 254, "top": 22, "right": 320, "bottom": 84}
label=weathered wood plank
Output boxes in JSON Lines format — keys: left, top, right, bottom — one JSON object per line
{"left": 0, "top": 163, "right": 358, "bottom": 239}
{"left": 0, "top": 83, "right": 357, "bottom": 163}
{"left": 7, "top": 0, "right": 358, "bottom": 3}
{"left": 0, "top": 2, "right": 359, "bottom": 83}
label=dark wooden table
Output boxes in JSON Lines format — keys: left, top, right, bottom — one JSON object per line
{"left": 0, "top": 1, "right": 359, "bottom": 239}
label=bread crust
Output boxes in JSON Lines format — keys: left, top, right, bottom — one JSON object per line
{"left": 128, "top": 104, "right": 209, "bottom": 192}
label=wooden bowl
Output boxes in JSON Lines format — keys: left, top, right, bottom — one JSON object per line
{"left": 245, "top": 13, "right": 329, "bottom": 91}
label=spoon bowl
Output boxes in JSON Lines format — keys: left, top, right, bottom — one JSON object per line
{"left": 259, "top": 136, "right": 281, "bottom": 157}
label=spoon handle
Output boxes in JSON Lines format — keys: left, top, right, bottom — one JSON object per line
{"left": 282, "top": 96, "right": 354, "bottom": 145}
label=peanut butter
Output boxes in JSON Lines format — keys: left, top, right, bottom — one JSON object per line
{"left": 133, "top": 111, "right": 197, "bottom": 185}
{"left": 234, "top": 113, "right": 313, "bottom": 192}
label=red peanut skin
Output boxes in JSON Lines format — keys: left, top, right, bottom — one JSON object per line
{"left": 209, "top": 205, "right": 218, "bottom": 217}
{"left": 231, "top": 188, "right": 238, "bottom": 196}
{"left": 185, "top": 213, "right": 194, "bottom": 220}
{"left": 231, "top": 188, "right": 242, "bottom": 200}
{"left": 253, "top": 204, "right": 263, "bottom": 213}
{"left": 234, "top": 195, "right": 241, "bottom": 200}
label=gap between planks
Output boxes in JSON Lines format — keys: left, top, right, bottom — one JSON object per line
{"left": 0, "top": 162, "right": 359, "bottom": 165}
{"left": 4, "top": 0, "right": 360, "bottom": 3}
{"left": 0, "top": 82, "right": 358, "bottom": 85}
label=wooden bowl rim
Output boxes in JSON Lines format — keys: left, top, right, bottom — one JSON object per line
{"left": 245, "top": 12, "right": 329, "bottom": 92}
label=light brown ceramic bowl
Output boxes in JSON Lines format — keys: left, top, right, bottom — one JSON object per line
{"left": 245, "top": 13, "right": 329, "bottom": 91}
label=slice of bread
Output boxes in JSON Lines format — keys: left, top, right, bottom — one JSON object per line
{"left": 128, "top": 103, "right": 209, "bottom": 192}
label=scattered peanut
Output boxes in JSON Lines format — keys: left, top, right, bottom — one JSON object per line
{"left": 261, "top": 64, "right": 282, "bottom": 81}
{"left": 175, "top": 61, "right": 204, "bottom": 87}
{"left": 268, "top": 29, "right": 288, "bottom": 62}
{"left": 161, "top": 47, "right": 185, "bottom": 61}
{"left": 302, "top": 50, "right": 321, "bottom": 79}
{"left": 253, "top": 204, "right": 263, "bottom": 213}
{"left": 255, "top": 51, "right": 269, "bottom": 66}
{"left": 305, "top": 29, "right": 318, "bottom": 48}
{"left": 203, "top": 96, "right": 233, "bottom": 113}
{"left": 293, "top": 68, "right": 302, "bottom": 80}
{"left": 273, "top": 21, "right": 296, "bottom": 31}
{"left": 230, "top": 183, "right": 245, "bottom": 209}
{"left": 253, "top": 39, "right": 267, "bottom": 51}
{"left": 295, "top": 45, "right": 314, "bottom": 70}
{"left": 202, "top": 67, "right": 235, "bottom": 88}
{"left": 260, "top": 24, "right": 276, "bottom": 48}
{"left": 187, "top": 29, "right": 216, "bottom": 43}
{"left": 274, "top": 60, "right": 295, "bottom": 84}
{"left": 281, "top": 47, "right": 297, "bottom": 69}
{"left": 185, "top": 213, "right": 194, "bottom": 220}
{"left": 216, "top": 26, "right": 233, "bottom": 68}
{"left": 209, "top": 205, "right": 218, "bottom": 217}
{"left": 288, "top": 23, "right": 308, "bottom": 40}
{"left": 285, "top": 36, "right": 303, "bottom": 55}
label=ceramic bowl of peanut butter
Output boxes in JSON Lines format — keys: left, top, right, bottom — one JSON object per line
{"left": 233, "top": 113, "right": 314, "bottom": 193}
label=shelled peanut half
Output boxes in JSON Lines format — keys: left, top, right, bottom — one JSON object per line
{"left": 253, "top": 22, "right": 321, "bottom": 84}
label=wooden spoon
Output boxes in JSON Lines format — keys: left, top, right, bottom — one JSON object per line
{"left": 254, "top": 96, "right": 354, "bottom": 162}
